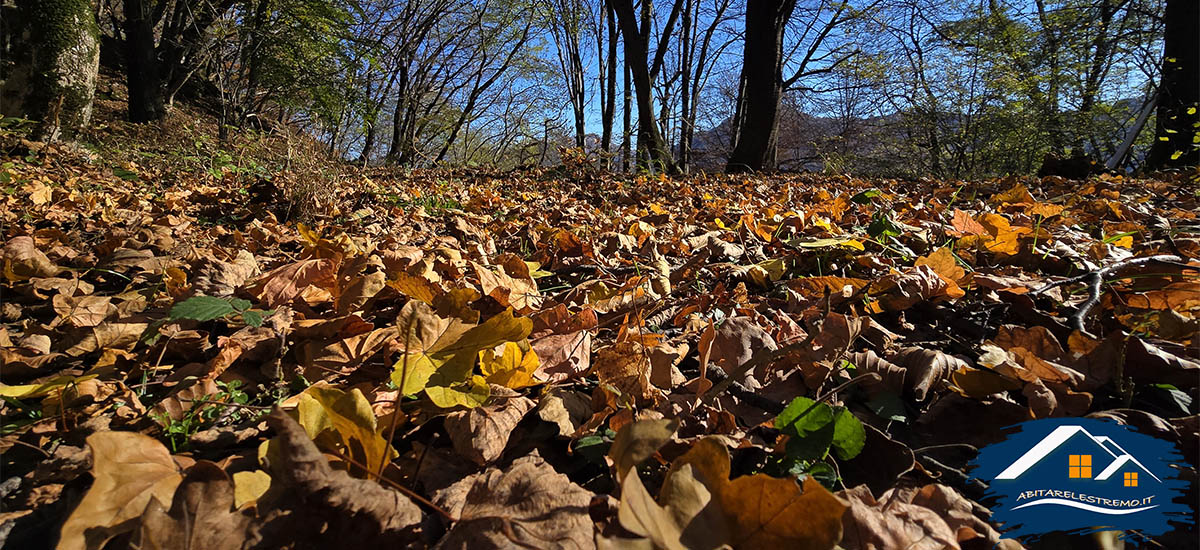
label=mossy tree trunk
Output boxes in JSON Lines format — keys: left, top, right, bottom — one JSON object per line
{"left": 0, "top": 0, "right": 100, "bottom": 141}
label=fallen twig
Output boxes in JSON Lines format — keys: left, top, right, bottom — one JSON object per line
{"left": 1031, "top": 254, "right": 1183, "bottom": 335}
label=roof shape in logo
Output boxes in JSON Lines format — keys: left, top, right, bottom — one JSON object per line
{"left": 994, "top": 425, "right": 1161, "bottom": 482}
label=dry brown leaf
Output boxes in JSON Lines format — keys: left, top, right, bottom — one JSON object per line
{"left": 914, "top": 247, "right": 965, "bottom": 284}
{"left": 887, "top": 347, "right": 967, "bottom": 401}
{"left": 873, "top": 265, "right": 964, "bottom": 312}
{"left": 609, "top": 417, "right": 679, "bottom": 480}
{"left": 436, "top": 453, "right": 595, "bottom": 550}
{"left": 191, "top": 250, "right": 259, "bottom": 297}
{"left": 336, "top": 269, "right": 386, "bottom": 315}
{"left": 64, "top": 320, "right": 149, "bottom": 357}
{"left": 134, "top": 461, "right": 253, "bottom": 550}
{"left": 670, "top": 438, "right": 846, "bottom": 550}
{"left": 51, "top": 295, "right": 116, "bottom": 328}
{"left": 3, "top": 236, "right": 60, "bottom": 281}
{"left": 617, "top": 468, "right": 688, "bottom": 550}
{"left": 838, "top": 485, "right": 959, "bottom": 550}
{"left": 710, "top": 317, "right": 777, "bottom": 387}
{"left": 57, "top": 432, "right": 183, "bottom": 550}
{"left": 249, "top": 258, "right": 338, "bottom": 308}
{"left": 261, "top": 410, "right": 423, "bottom": 544}
{"left": 444, "top": 392, "right": 535, "bottom": 465}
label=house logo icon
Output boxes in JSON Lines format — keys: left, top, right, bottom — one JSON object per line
{"left": 970, "top": 418, "right": 1191, "bottom": 542}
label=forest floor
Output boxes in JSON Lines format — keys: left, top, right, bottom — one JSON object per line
{"left": 1, "top": 112, "right": 1198, "bottom": 550}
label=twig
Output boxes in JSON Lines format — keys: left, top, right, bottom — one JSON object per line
{"left": 323, "top": 444, "right": 457, "bottom": 523}
{"left": 1030, "top": 254, "right": 1183, "bottom": 335}
{"left": 913, "top": 443, "right": 979, "bottom": 454}
{"left": 6, "top": 438, "right": 52, "bottom": 458}
{"left": 178, "top": 398, "right": 274, "bottom": 411}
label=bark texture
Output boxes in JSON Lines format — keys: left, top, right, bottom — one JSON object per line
{"left": 1145, "top": 0, "right": 1199, "bottom": 169}
{"left": 1, "top": 0, "right": 100, "bottom": 141}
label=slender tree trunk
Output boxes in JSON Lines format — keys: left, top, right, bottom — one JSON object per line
{"left": 601, "top": 0, "right": 618, "bottom": 156}
{"left": 1146, "top": 0, "right": 1198, "bottom": 169}
{"left": 3, "top": 0, "right": 100, "bottom": 141}
{"left": 612, "top": 0, "right": 677, "bottom": 173}
{"left": 677, "top": 0, "right": 692, "bottom": 173}
{"left": 123, "top": 0, "right": 165, "bottom": 122}
{"left": 621, "top": 61, "right": 632, "bottom": 172}
{"left": 386, "top": 64, "right": 409, "bottom": 163}
{"left": 726, "top": 0, "right": 793, "bottom": 173}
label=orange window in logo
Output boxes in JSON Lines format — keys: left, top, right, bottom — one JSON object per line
{"left": 1069, "top": 455, "right": 1092, "bottom": 478}
{"left": 1124, "top": 472, "right": 1138, "bottom": 487}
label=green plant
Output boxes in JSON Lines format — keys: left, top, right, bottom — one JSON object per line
{"left": 169, "top": 295, "right": 273, "bottom": 327}
{"left": 142, "top": 295, "right": 273, "bottom": 347}
{"left": 154, "top": 380, "right": 254, "bottom": 452}
{"left": 766, "top": 395, "right": 867, "bottom": 487}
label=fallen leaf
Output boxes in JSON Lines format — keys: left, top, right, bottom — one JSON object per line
{"left": 444, "top": 392, "right": 534, "bottom": 465}
{"left": 57, "top": 432, "right": 183, "bottom": 550}
{"left": 670, "top": 438, "right": 846, "bottom": 550}
{"left": 609, "top": 417, "right": 679, "bottom": 480}
{"left": 479, "top": 342, "right": 541, "bottom": 389}
{"left": 435, "top": 453, "right": 594, "bottom": 549}
{"left": 249, "top": 258, "right": 338, "bottom": 308}
{"left": 135, "top": 461, "right": 254, "bottom": 550}
{"left": 3, "top": 236, "right": 60, "bottom": 281}
{"left": 232, "top": 470, "right": 272, "bottom": 509}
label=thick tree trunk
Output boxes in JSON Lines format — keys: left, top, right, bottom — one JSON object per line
{"left": 1, "top": 0, "right": 100, "bottom": 141}
{"left": 123, "top": 0, "right": 165, "bottom": 122}
{"left": 726, "top": 0, "right": 792, "bottom": 173}
{"left": 1146, "top": 0, "right": 1199, "bottom": 169}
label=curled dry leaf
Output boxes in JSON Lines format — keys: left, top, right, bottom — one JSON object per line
{"left": 536, "top": 388, "right": 592, "bottom": 437}
{"left": 711, "top": 317, "right": 777, "bottom": 387}
{"left": 262, "top": 409, "right": 423, "bottom": 545}
{"left": 436, "top": 453, "right": 595, "bottom": 550}
{"left": 887, "top": 347, "right": 968, "bottom": 401}
{"left": 191, "top": 250, "right": 259, "bottom": 297}
{"left": 134, "top": 461, "right": 254, "bottom": 550}
{"left": 3, "top": 236, "right": 60, "bottom": 281}
{"left": 444, "top": 392, "right": 535, "bottom": 465}
{"left": 609, "top": 417, "right": 679, "bottom": 480}
{"left": 57, "top": 431, "right": 183, "bottom": 550}
{"left": 838, "top": 485, "right": 959, "bottom": 550}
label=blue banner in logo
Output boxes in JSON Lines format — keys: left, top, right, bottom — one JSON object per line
{"left": 970, "top": 418, "right": 1192, "bottom": 541}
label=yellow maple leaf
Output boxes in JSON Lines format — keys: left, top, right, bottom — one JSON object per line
{"left": 480, "top": 342, "right": 541, "bottom": 389}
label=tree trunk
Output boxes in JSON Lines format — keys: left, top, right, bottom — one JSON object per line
{"left": 726, "top": 0, "right": 793, "bottom": 173}
{"left": 621, "top": 61, "right": 632, "bottom": 172}
{"left": 601, "top": 0, "right": 618, "bottom": 156}
{"left": 612, "top": 0, "right": 677, "bottom": 173}
{"left": 2, "top": 0, "right": 100, "bottom": 141}
{"left": 123, "top": 0, "right": 165, "bottom": 122}
{"left": 1146, "top": 0, "right": 1199, "bottom": 169}
{"left": 386, "top": 64, "right": 410, "bottom": 164}
{"left": 677, "top": 0, "right": 692, "bottom": 173}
